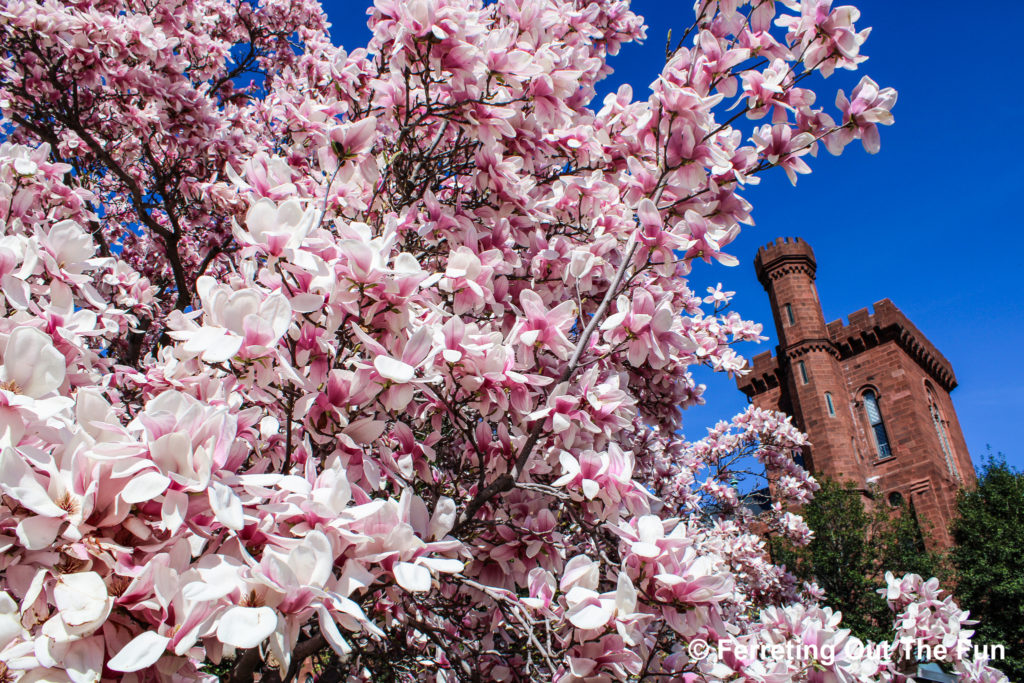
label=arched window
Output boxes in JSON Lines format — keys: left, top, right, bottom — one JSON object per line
{"left": 797, "top": 360, "right": 808, "bottom": 384}
{"left": 927, "top": 387, "right": 961, "bottom": 482}
{"left": 784, "top": 303, "right": 795, "bottom": 326}
{"left": 863, "top": 390, "right": 892, "bottom": 458}
{"left": 825, "top": 392, "right": 836, "bottom": 417}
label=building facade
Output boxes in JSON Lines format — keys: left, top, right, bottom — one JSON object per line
{"left": 736, "top": 237, "right": 974, "bottom": 547}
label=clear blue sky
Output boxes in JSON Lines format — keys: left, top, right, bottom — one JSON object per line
{"left": 321, "top": 1, "right": 1024, "bottom": 472}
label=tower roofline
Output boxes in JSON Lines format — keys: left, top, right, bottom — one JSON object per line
{"left": 739, "top": 299, "right": 959, "bottom": 397}
{"left": 827, "top": 299, "right": 958, "bottom": 392}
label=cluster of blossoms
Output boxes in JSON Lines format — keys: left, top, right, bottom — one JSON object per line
{"left": 0, "top": 0, "right": 1006, "bottom": 681}
{"left": 880, "top": 573, "right": 1006, "bottom": 682}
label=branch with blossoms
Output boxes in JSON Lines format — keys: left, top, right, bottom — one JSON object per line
{"left": 0, "top": 0, "right": 1007, "bottom": 682}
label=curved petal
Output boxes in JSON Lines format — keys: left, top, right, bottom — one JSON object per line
{"left": 108, "top": 631, "right": 170, "bottom": 672}
{"left": 4, "top": 327, "right": 65, "bottom": 398}
{"left": 374, "top": 356, "right": 415, "bottom": 383}
{"left": 216, "top": 606, "right": 278, "bottom": 649}
{"left": 55, "top": 572, "right": 112, "bottom": 635}
{"left": 394, "top": 561, "right": 431, "bottom": 592}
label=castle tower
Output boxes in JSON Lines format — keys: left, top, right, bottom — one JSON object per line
{"left": 739, "top": 237, "right": 976, "bottom": 548}
{"left": 753, "top": 238, "right": 865, "bottom": 484}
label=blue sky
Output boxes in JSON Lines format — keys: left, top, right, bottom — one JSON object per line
{"left": 321, "top": 1, "right": 1024, "bottom": 471}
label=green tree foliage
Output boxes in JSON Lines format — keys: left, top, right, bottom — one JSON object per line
{"left": 951, "top": 456, "right": 1024, "bottom": 681}
{"left": 770, "top": 478, "right": 946, "bottom": 642}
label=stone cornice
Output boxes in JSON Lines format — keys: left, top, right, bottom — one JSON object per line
{"left": 736, "top": 350, "right": 779, "bottom": 398}
{"left": 782, "top": 338, "right": 841, "bottom": 361}
{"left": 764, "top": 262, "right": 816, "bottom": 282}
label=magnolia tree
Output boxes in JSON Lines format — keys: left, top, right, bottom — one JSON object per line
{"left": 0, "top": 0, "right": 1005, "bottom": 681}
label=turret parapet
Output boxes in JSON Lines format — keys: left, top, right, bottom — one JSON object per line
{"left": 754, "top": 237, "right": 817, "bottom": 288}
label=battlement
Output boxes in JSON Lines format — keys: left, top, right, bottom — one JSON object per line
{"left": 827, "top": 299, "right": 957, "bottom": 392}
{"left": 736, "top": 350, "right": 780, "bottom": 397}
{"left": 757, "top": 235, "right": 814, "bottom": 254}
{"left": 754, "top": 236, "right": 817, "bottom": 286}
{"left": 739, "top": 298, "right": 958, "bottom": 396}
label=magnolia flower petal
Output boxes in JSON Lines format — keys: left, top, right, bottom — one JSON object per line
{"left": 199, "top": 330, "right": 244, "bottom": 364}
{"left": 121, "top": 470, "right": 171, "bottom": 504}
{"left": 289, "top": 530, "right": 333, "bottom": 587}
{"left": 631, "top": 542, "right": 662, "bottom": 559}
{"left": 427, "top": 496, "right": 456, "bottom": 540}
{"left": 615, "top": 571, "right": 638, "bottom": 616}
{"left": 637, "top": 515, "right": 664, "bottom": 544}
{"left": 0, "top": 447, "right": 64, "bottom": 517}
{"left": 416, "top": 557, "right": 464, "bottom": 574}
{"left": 317, "top": 606, "right": 352, "bottom": 656}
{"left": 0, "top": 592, "right": 20, "bottom": 650}
{"left": 209, "top": 482, "right": 244, "bottom": 530}
{"left": 373, "top": 355, "right": 415, "bottom": 383}
{"left": 161, "top": 489, "right": 188, "bottom": 535}
{"left": 65, "top": 637, "right": 104, "bottom": 683}
{"left": 569, "top": 656, "right": 598, "bottom": 677}
{"left": 245, "top": 198, "right": 278, "bottom": 241}
{"left": 394, "top": 561, "right": 431, "bottom": 592}
{"left": 16, "top": 515, "right": 63, "bottom": 551}
{"left": 288, "top": 293, "right": 324, "bottom": 313}
{"left": 54, "top": 572, "right": 111, "bottom": 634}
{"left": 216, "top": 606, "right": 278, "bottom": 649}
{"left": 637, "top": 198, "right": 662, "bottom": 230}
{"left": 567, "top": 602, "right": 613, "bottom": 630}
{"left": 4, "top": 327, "right": 66, "bottom": 398}
{"left": 263, "top": 291, "right": 292, "bottom": 340}
{"left": 561, "top": 555, "right": 599, "bottom": 592}
{"left": 108, "top": 631, "right": 170, "bottom": 672}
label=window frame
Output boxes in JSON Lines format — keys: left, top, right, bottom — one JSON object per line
{"left": 862, "top": 389, "right": 893, "bottom": 459}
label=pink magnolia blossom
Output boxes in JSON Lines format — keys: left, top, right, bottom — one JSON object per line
{"left": 835, "top": 76, "right": 899, "bottom": 154}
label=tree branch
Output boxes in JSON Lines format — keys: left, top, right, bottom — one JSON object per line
{"left": 455, "top": 238, "right": 640, "bottom": 529}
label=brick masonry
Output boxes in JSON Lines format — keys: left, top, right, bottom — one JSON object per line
{"left": 736, "top": 238, "right": 975, "bottom": 548}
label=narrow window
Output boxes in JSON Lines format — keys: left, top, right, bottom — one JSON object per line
{"left": 798, "top": 360, "right": 808, "bottom": 384}
{"left": 928, "top": 389, "right": 961, "bottom": 482}
{"left": 825, "top": 392, "right": 836, "bottom": 417}
{"left": 863, "top": 390, "right": 892, "bottom": 458}
{"left": 784, "top": 303, "right": 795, "bottom": 326}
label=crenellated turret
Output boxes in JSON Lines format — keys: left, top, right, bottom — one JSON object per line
{"left": 753, "top": 237, "right": 865, "bottom": 482}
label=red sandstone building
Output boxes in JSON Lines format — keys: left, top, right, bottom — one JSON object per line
{"left": 736, "top": 237, "right": 974, "bottom": 547}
